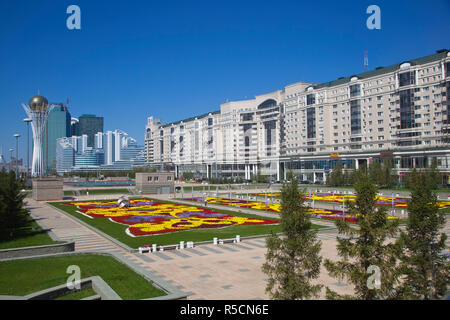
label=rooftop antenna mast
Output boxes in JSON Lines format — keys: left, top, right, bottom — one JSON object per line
{"left": 364, "top": 50, "right": 369, "bottom": 72}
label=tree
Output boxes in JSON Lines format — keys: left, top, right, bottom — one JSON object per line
{"left": 397, "top": 169, "right": 449, "bottom": 299}
{"left": 368, "top": 161, "right": 383, "bottom": 186}
{"left": 324, "top": 170, "right": 402, "bottom": 299}
{"left": 262, "top": 172, "right": 323, "bottom": 299}
{"left": 0, "top": 169, "right": 30, "bottom": 241}
{"left": 328, "top": 161, "right": 343, "bottom": 187}
{"left": 425, "top": 159, "right": 441, "bottom": 190}
{"left": 182, "top": 171, "right": 194, "bottom": 180}
{"left": 381, "top": 159, "right": 396, "bottom": 189}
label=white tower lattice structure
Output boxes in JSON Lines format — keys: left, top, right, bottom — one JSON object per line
{"left": 22, "top": 95, "right": 55, "bottom": 177}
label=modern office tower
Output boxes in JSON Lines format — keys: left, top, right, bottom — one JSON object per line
{"left": 55, "top": 130, "right": 143, "bottom": 174}
{"left": 56, "top": 137, "right": 75, "bottom": 175}
{"left": 71, "top": 118, "right": 80, "bottom": 136}
{"left": 74, "top": 147, "right": 103, "bottom": 169}
{"left": 79, "top": 114, "right": 104, "bottom": 147}
{"left": 22, "top": 95, "right": 56, "bottom": 177}
{"left": 45, "top": 103, "right": 71, "bottom": 172}
{"left": 144, "top": 50, "right": 450, "bottom": 183}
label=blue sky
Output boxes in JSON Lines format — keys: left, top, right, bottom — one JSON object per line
{"left": 0, "top": 0, "right": 449, "bottom": 161}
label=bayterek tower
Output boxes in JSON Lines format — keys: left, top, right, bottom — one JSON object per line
{"left": 22, "top": 95, "right": 55, "bottom": 177}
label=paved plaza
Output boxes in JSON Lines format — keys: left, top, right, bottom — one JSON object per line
{"left": 25, "top": 194, "right": 450, "bottom": 300}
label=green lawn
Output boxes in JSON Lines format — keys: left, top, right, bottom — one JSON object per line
{"left": 0, "top": 254, "right": 166, "bottom": 299}
{"left": 49, "top": 198, "right": 323, "bottom": 248}
{"left": 0, "top": 218, "right": 58, "bottom": 250}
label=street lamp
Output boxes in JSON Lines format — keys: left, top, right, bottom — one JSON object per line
{"left": 24, "top": 118, "right": 32, "bottom": 180}
{"left": 14, "top": 134, "right": 21, "bottom": 178}
{"left": 9, "top": 148, "right": 14, "bottom": 172}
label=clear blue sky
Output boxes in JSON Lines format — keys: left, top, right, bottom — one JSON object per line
{"left": 0, "top": 0, "right": 449, "bottom": 162}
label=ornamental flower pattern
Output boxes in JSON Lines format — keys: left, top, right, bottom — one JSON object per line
{"left": 63, "top": 199, "right": 278, "bottom": 237}
{"left": 250, "top": 193, "right": 450, "bottom": 209}
{"left": 184, "top": 197, "right": 404, "bottom": 222}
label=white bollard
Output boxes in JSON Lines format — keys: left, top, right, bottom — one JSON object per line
{"left": 401, "top": 209, "right": 404, "bottom": 216}
{"left": 180, "top": 241, "right": 184, "bottom": 250}
{"left": 213, "top": 237, "right": 218, "bottom": 245}
{"left": 152, "top": 244, "right": 157, "bottom": 252}
{"left": 236, "top": 235, "right": 240, "bottom": 243}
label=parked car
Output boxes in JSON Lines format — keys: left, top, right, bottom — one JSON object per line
{"left": 299, "top": 180, "right": 311, "bottom": 185}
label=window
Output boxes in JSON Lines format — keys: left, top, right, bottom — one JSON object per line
{"left": 349, "top": 84, "right": 361, "bottom": 97}
{"left": 147, "top": 176, "right": 153, "bottom": 181}
{"left": 399, "top": 71, "right": 416, "bottom": 87}
{"left": 154, "top": 176, "right": 159, "bottom": 181}
{"left": 307, "top": 107, "right": 316, "bottom": 138}
{"left": 307, "top": 94, "right": 316, "bottom": 105}
{"left": 399, "top": 89, "right": 415, "bottom": 129}
{"left": 350, "top": 100, "right": 361, "bottom": 135}
{"left": 167, "top": 176, "right": 172, "bottom": 181}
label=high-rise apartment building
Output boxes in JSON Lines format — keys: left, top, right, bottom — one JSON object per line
{"left": 144, "top": 50, "right": 450, "bottom": 183}
{"left": 79, "top": 114, "right": 104, "bottom": 147}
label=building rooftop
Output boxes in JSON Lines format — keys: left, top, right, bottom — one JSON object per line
{"left": 314, "top": 49, "right": 449, "bottom": 90}
{"left": 153, "top": 49, "right": 449, "bottom": 128}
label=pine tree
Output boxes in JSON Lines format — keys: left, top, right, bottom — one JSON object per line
{"left": 0, "top": 169, "right": 30, "bottom": 241}
{"left": 397, "top": 169, "right": 449, "bottom": 299}
{"left": 328, "top": 162, "right": 343, "bottom": 187}
{"left": 381, "top": 159, "right": 395, "bottom": 189}
{"left": 324, "top": 170, "right": 401, "bottom": 299}
{"left": 262, "top": 172, "right": 323, "bottom": 299}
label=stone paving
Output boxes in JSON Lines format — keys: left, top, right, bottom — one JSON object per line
{"left": 25, "top": 195, "right": 450, "bottom": 300}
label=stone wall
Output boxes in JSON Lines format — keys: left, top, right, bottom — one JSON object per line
{"left": 0, "top": 241, "right": 75, "bottom": 260}
{"left": 32, "top": 178, "right": 63, "bottom": 201}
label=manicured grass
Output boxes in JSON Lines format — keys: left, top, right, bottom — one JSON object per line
{"left": 49, "top": 198, "right": 293, "bottom": 248}
{"left": 0, "top": 218, "right": 58, "bottom": 250}
{"left": 0, "top": 254, "right": 166, "bottom": 299}
{"left": 64, "top": 188, "right": 131, "bottom": 196}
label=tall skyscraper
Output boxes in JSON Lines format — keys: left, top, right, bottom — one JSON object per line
{"left": 44, "top": 103, "right": 71, "bottom": 172}
{"left": 79, "top": 114, "right": 104, "bottom": 148}
{"left": 71, "top": 118, "right": 80, "bottom": 136}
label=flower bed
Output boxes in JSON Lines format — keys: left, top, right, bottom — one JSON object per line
{"left": 184, "top": 197, "right": 403, "bottom": 222}
{"left": 62, "top": 199, "right": 278, "bottom": 237}
{"left": 250, "top": 192, "right": 450, "bottom": 208}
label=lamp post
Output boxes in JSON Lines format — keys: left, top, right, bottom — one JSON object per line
{"left": 14, "top": 134, "right": 21, "bottom": 178}
{"left": 9, "top": 148, "right": 14, "bottom": 172}
{"left": 24, "top": 118, "right": 32, "bottom": 180}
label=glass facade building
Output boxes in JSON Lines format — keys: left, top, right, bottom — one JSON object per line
{"left": 79, "top": 114, "right": 104, "bottom": 148}
{"left": 45, "top": 104, "right": 71, "bottom": 172}
{"left": 56, "top": 129, "right": 144, "bottom": 174}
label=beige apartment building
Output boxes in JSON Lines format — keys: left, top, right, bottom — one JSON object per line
{"left": 144, "top": 50, "right": 450, "bottom": 184}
